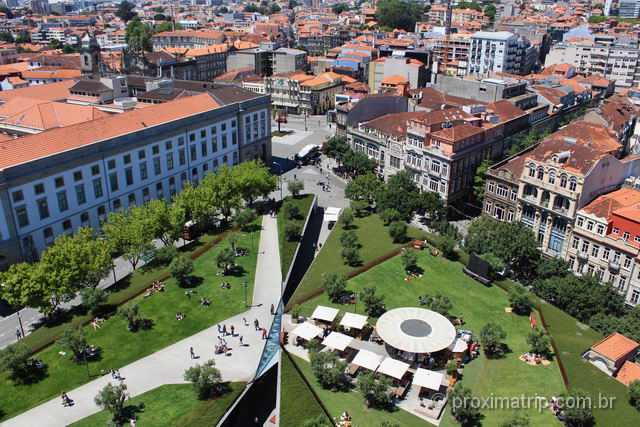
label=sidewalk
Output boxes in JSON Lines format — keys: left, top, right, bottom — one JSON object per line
{"left": 3, "top": 215, "right": 283, "bottom": 427}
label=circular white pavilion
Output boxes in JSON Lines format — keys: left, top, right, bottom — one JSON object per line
{"left": 376, "top": 307, "right": 456, "bottom": 356}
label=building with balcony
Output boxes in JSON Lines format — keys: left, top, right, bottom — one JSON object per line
{"left": 467, "top": 31, "right": 538, "bottom": 76}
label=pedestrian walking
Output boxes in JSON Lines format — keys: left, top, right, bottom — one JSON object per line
{"left": 240, "top": 335, "right": 244, "bottom": 346}
{"left": 189, "top": 347, "right": 195, "bottom": 359}
{"left": 254, "top": 318, "right": 259, "bottom": 330}
{"left": 230, "top": 325, "right": 235, "bottom": 336}
{"left": 243, "top": 317, "right": 248, "bottom": 326}
{"left": 217, "top": 324, "right": 222, "bottom": 333}
{"left": 110, "top": 368, "right": 116, "bottom": 379}
{"left": 15, "top": 329, "right": 21, "bottom": 340}
{"left": 270, "top": 304, "right": 275, "bottom": 315}
{"left": 262, "top": 328, "right": 267, "bottom": 340}
{"left": 61, "top": 391, "right": 71, "bottom": 407}
{"left": 222, "top": 324, "right": 227, "bottom": 336}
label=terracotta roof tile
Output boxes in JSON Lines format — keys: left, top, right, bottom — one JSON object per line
{"left": 616, "top": 360, "right": 640, "bottom": 386}
{"left": 591, "top": 333, "right": 639, "bottom": 362}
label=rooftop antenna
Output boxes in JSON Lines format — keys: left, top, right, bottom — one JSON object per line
{"left": 170, "top": 1, "right": 176, "bottom": 32}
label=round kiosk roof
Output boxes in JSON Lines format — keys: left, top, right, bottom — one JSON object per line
{"left": 376, "top": 307, "right": 456, "bottom": 354}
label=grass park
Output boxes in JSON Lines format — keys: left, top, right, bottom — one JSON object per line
{"left": 277, "top": 194, "right": 315, "bottom": 278}
{"left": 0, "top": 221, "right": 260, "bottom": 421}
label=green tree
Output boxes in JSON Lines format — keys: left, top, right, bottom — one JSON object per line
{"left": 204, "top": 165, "right": 242, "bottom": 222}
{"left": 215, "top": 247, "right": 236, "bottom": 274}
{"left": 536, "top": 256, "right": 571, "bottom": 280}
{"left": 619, "top": 306, "right": 640, "bottom": 342}
{"left": 472, "top": 159, "right": 493, "bottom": 201}
{"left": 268, "top": 3, "right": 281, "bottom": 14}
{"left": 323, "top": 136, "right": 350, "bottom": 164}
{"left": 527, "top": 327, "right": 551, "bottom": 357}
{"left": 558, "top": 388, "right": 594, "bottom": 426}
{"left": 95, "top": 382, "right": 129, "bottom": 423}
{"left": 62, "top": 44, "right": 76, "bottom": 54}
{"left": 142, "top": 199, "right": 185, "bottom": 245}
{"left": 388, "top": 221, "right": 407, "bottom": 243}
{"left": 400, "top": 248, "right": 418, "bottom": 273}
{"left": 288, "top": 180, "right": 304, "bottom": 198}
{"left": 154, "top": 13, "right": 167, "bottom": 20}
{"left": 340, "top": 230, "right": 358, "bottom": 248}
{"left": 361, "top": 285, "right": 384, "bottom": 316}
{"left": 216, "top": 6, "right": 229, "bottom": 13}
{"left": 449, "top": 383, "right": 483, "bottom": 425}
{"left": 272, "top": 108, "right": 287, "bottom": 132}
{"left": 169, "top": 256, "right": 194, "bottom": 285}
{"left": 588, "top": 15, "right": 608, "bottom": 23}
{"left": 379, "top": 208, "right": 400, "bottom": 226}
{"left": 484, "top": 3, "right": 496, "bottom": 20}
{"left": 102, "top": 206, "right": 154, "bottom": 269}
{"left": 301, "top": 415, "right": 333, "bottom": 427}
{"left": 339, "top": 211, "right": 354, "bottom": 229}
{"left": 116, "top": 0, "right": 138, "bottom": 23}
{"left": 49, "top": 39, "right": 63, "bottom": 49}
{"left": 445, "top": 360, "right": 459, "bottom": 377}
{"left": 344, "top": 173, "right": 383, "bottom": 205}
{"left": 629, "top": 380, "right": 640, "bottom": 411}
{"left": 332, "top": 2, "right": 350, "bottom": 14}
{"left": 283, "top": 200, "right": 300, "bottom": 220}
{"left": 357, "top": 370, "right": 391, "bottom": 408}
{"left": 80, "top": 287, "right": 107, "bottom": 315}
{"left": 453, "top": 1, "right": 482, "bottom": 11}
{"left": 480, "top": 322, "right": 507, "bottom": 358}
{"left": 235, "top": 207, "right": 257, "bottom": 230}
{"left": 341, "top": 246, "right": 360, "bottom": 266}
{"left": 284, "top": 221, "right": 300, "bottom": 241}
{"left": 415, "top": 191, "right": 446, "bottom": 220}
{"left": 0, "top": 341, "right": 31, "bottom": 383}
{"left": 425, "top": 294, "right": 453, "bottom": 317}
{"left": 0, "top": 6, "right": 14, "bottom": 19}
{"left": 56, "top": 327, "right": 88, "bottom": 363}
{"left": 125, "top": 18, "right": 152, "bottom": 52}
{"left": 342, "top": 150, "right": 377, "bottom": 177}
{"left": 288, "top": 0, "right": 297, "bottom": 9}
{"left": 15, "top": 35, "right": 31, "bottom": 44}
{"left": 375, "top": 0, "right": 423, "bottom": 31}
{"left": 351, "top": 199, "right": 369, "bottom": 217}
{"left": 322, "top": 273, "right": 347, "bottom": 302}
{"left": 117, "top": 302, "right": 140, "bottom": 332}
{"left": 184, "top": 359, "right": 223, "bottom": 399}
{"left": 507, "top": 285, "right": 531, "bottom": 315}
{"left": 231, "top": 160, "right": 277, "bottom": 203}
{"left": 0, "top": 32, "right": 14, "bottom": 42}
{"left": 375, "top": 171, "right": 421, "bottom": 222}
{"left": 155, "top": 245, "right": 179, "bottom": 265}
{"left": 310, "top": 350, "right": 348, "bottom": 390}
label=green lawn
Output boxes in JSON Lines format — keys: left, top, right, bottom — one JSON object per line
{"left": 286, "top": 212, "right": 425, "bottom": 310}
{"left": 277, "top": 194, "right": 314, "bottom": 279}
{"left": 176, "top": 382, "right": 245, "bottom": 426}
{"left": 0, "top": 224, "right": 260, "bottom": 421}
{"left": 69, "top": 382, "right": 244, "bottom": 426}
{"left": 280, "top": 352, "right": 327, "bottom": 427}
{"left": 297, "top": 249, "right": 565, "bottom": 426}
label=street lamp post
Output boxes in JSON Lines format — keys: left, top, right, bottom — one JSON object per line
{"left": 16, "top": 309, "right": 25, "bottom": 339}
{"left": 244, "top": 277, "right": 248, "bottom": 308}
{"left": 82, "top": 349, "right": 89, "bottom": 377}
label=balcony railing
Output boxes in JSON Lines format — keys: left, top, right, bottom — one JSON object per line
{"left": 609, "top": 260, "right": 621, "bottom": 271}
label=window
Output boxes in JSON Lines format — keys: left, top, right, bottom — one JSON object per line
{"left": 125, "top": 168, "right": 134, "bottom": 186}
{"left": 487, "top": 181, "right": 495, "bottom": 193}
{"left": 203, "top": 163, "right": 209, "bottom": 173}
{"left": 98, "top": 205, "right": 106, "bottom": 218}
{"left": 591, "top": 244, "right": 600, "bottom": 257}
{"left": 34, "top": 183, "right": 45, "bottom": 194}
{"left": 128, "top": 193, "right": 136, "bottom": 204}
{"left": 613, "top": 251, "right": 621, "bottom": 263}
{"left": 635, "top": 236, "right": 640, "bottom": 243}
{"left": 576, "top": 217, "right": 584, "bottom": 227}
{"left": 221, "top": 123, "right": 226, "bottom": 131}
{"left": 529, "top": 165, "right": 535, "bottom": 177}
{"left": 602, "top": 247, "right": 610, "bottom": 260}
{"left": 62, "top": 219, "right": 72, "bottom": 231}
{"left": 597, "top": 224, "right": 605, "bottom": 235}
{"left": 201, "top": 142, "right": 207, "bottom": 157}
{"left": 139, "top": 163, "right": 148, "bottom": 180}
{"left": 189, "top": 133, "right": 195, "bottom": 142}
{"left": 56, "top": 191, "right": 69, "bottom": 212}
{"left": 587, "top": 221, "right": 594, "bottom": 231}
{"left": 572, "top": 237, "right": 580, "bottom": 250}
{"left": 631, "top": 289, "right": 640, "bottom": 305}
{"left": 537, "top": 168, "right": 544, "bottom": 180}
{"left": 623, "top": 231, "right": 630, "bottom": 241}
{"left": 12, "top": 190, "right": 24, "bottom": 203}
{"left": 178, "top": 137, "right": 184, "bottom": 146}
{"left": 123, "top": 154, "right": 131, "bottom": 164}
{"left": 613, "top": 227, "right": 620, "bottom": 235}
{"left": 190, "top": 146, "right": 197, "bottom": 162}
{"left": 93, "top": 178, "right": 103, "bottom": 198}
{"left": 109, "top": 173, "right": 119, "bottom": 192}
{"left": 560, "top": 174, "right": 567, "bottom": 188}
{"left": 569, "top": 178, "right": 577, "bottom": 191}
{"left": 142, "top": 188, "right": 150, "bottom": 201}
{"left": 548, "top": 170, "right": 556, "bottom": 184}
{"left": 581, "top": 240, "right": 589, "bottom": 253}
{"left": 496, "top": 185, "right": 508, "bottom": 198}
{"left": 152, "top": 145, "right": 160, "bottom": 155}
{"left": 222, "top": 135, "right": 227, "bottom": 149}
{"left": 112, "top": 199, "right": 121, "bottom": 211}
{"left": 107, "top": 159, "right": 116, "bottom": 170}
{"left": 37, "top": 198, "right": 49, "bottom": 219}
{"left": 73, "top": 171, "right": 83, "bottom": 182}
{"left": 54, "top": 177, "right": 64, "bottom": 188}
{"left": 15, "top": 206, "right": 28, "bottom": 227}
{"left": 72, "top": 184, "right": 85, "bottom": 205}
{"left": 212, "top": 137, "right": 218, "bottom": 153}
{"left": 200, "top": 130, "right": 206, "bottom": 138}
{"left": 153, "top": 158, "right": 161, "bottom": 175}
{"left": 179, "top": 149, "right": 186, "bottom": 166}
{"left": 138, "top": 149, "right": 146, "bottom": 160}
{"left": 618, "top": 275, "right": 627, "bottom": 291}
{"left": 91, "top": 165, "right": 100, "bottom": 175}
{"left": 167, "top": 153, "right": 174, "bottom": 170}
{"left": 165, "top": 141, "right": 172, "bottom": 150}
{"left": 43, "top": 227, "right": 53, "bottom": 244}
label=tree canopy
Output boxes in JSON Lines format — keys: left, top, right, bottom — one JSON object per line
{"left": 375, "top": 0, "right": 423, "bottom": 31}
{"left": 375, "top": 170, "right": 421, "bottom": 222}
{"left": 116, "top": 0, "right": 138, "bottom": 23}
{"left": 125, "top": 19, "right": 152, "bottom": 52}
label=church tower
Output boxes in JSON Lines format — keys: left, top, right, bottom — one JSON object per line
{"left": 80, "top": 33, "right": 101, "bottom": 75}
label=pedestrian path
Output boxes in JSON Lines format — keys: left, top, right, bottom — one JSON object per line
{"left": 3, "top": 215, "right": 283, "bottom": 427}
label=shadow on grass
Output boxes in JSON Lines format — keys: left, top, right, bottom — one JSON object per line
{"left": 12, "top": 365, "right": 49, "bottom": 385}
{"left": 179, "top": 276, "right": 204, "bottom": 289}
{"left": 121, "top": 402, "right": 146, "bottom": 422}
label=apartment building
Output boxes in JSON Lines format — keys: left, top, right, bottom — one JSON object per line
{"left": 0, "top": 88, "right": 271, "bottom": 269}
{"left": 152, "top": 30, "right": 225, "bottom": 50}
{"left": 467, "top": 31, "right": 538, "bottom": 76}
{"left": 226, "top": 45, "right": 307, "bottom": 77}
{"left": 566, "top": 185, "right": 640, "bottom": 306}
{"left": 367, "top": 56, "right": 428, "bottom": 93}
{"left": 545, "top": 40, "right": 640, "bottom": 91}
{"left": 619, "top": 0, "right": 640, "bottom": 18}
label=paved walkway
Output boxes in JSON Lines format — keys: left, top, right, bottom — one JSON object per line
{"left": 3, "top": 215, "right": 283, "bottom": 427}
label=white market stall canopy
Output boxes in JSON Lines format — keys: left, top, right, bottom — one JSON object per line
{"left": 324, "top": 207, "right": 342, "bottom": 222}
{"left": 322, "top": 332, "right": 354, "bottom": 351}
{"left": 376, "top": 307, "right": 456, "bottom": 354}
{"left": 311, "top": 305, "right": 340, "bottom": 322}
{"left": 376, "top": 357, "right": 410, "bottom": 380}
{"left": 413, "top": 368, "right": 445, "bottom": 391}
{"left": 291, "top": 322, "right": 323, "bottom": 341}
{"left": 340, "top": 312, "right": 368, "bottom": 330}
{"left": 351, "top": 349, "right": 384, "bottom": 371}
{"left": 447, "top": 338, "right": 468, "bottom": 353}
